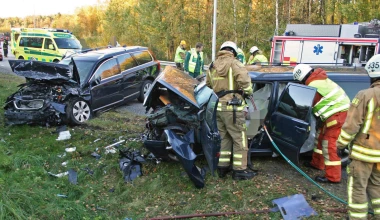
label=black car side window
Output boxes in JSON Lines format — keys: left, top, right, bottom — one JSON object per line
{"left": 131, "top": 51, "right": 153, "bottom": 65}
{"left": 117, "top": 53, "right": 138, "bottom": 72}
{"left": 277, "top": 84, "right": 315, "bottom": 121}
{"left": 93, "top": 59, "right": 120, "bottom": 82}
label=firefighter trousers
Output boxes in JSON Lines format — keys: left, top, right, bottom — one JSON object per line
{"left": 216, "top": 111, "right": 248, "bottom": 171}
{"left": 347, "top": 160, "right": 380, "bottom": 220}
{"left": 311, "top": 111, "right": 347, "bottom": 182}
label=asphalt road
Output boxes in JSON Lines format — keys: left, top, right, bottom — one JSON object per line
{"left": 0, "top": 41, "right": 15, "bottom": 74}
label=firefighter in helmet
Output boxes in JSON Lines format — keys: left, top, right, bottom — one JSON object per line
{"left": 337, "top": 54, "right": 380, "bottom": 220}
{"left": 206, "top": 41, "right": 257, "bottom": 180}
{"left": 293, "top": 64, "right": 350, "bottom": 183}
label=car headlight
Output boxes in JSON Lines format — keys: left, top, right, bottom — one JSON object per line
{"left": 14, "top": 99, "right": 45, "bottom": 110}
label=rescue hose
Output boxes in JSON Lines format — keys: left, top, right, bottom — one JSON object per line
{"left": 262, "top": 125, "right": 375, "bottom": 216}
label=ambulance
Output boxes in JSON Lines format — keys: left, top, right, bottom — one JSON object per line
{"left": 270, "top": 19, "right": 380, "bottom": 66}
{"left": 11, "top": 28, "right": 82, "bottom": 62}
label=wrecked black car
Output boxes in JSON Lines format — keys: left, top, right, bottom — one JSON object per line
{"left": 4, "top": 47, "right": 160, "bottom": 125}
{"left": 143, "top": 66, "right": 221, "bottom": 188}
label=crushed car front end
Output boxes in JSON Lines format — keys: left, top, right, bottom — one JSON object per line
{"left": 4, "top": 60, "right": 82, "bottom": 126}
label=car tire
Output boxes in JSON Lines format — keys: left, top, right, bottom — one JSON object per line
{"left": 66, "top": 98, "right": 92, "bottom": 125}
{"left": 137, "top": 80, "right": 152, "bottom": 103}
{"left": 18, "top": 56, "right": 24, "bottom": 60}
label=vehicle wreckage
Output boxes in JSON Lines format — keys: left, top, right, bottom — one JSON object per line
{"left": 4, "top": 60, "right": 84, "bottom": 125}
{"left": 143, "top": 66, "right": 221, "bottom": 188}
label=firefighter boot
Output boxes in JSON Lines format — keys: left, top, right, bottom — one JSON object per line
{"left": 232, "top": 169, "right": 258, "bottom": 180}
{"left": 217, "top": 166, "right": 231, "bottom": 178}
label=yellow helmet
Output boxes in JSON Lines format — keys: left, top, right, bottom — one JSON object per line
{"left": 180, "top": 40, "right": 186, "bottom": 45}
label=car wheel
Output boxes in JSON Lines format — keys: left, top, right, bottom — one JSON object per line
{"left": 66, "top": 98, "right": 92, "bottom": 125}
{"left": 137, "top": 80, "right": 152, "bottom": 103}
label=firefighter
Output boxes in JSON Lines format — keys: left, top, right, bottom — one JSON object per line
{"left": 337, "top": 54, "right": 380, "bottom": 220}
{"left": 174, "top": 40, "right": 187, "bottom": 71}
{"left": 236, "top": 47, "right": 246, "bottom": 64}
{"left": 3, "top": 38, "right": 9, "bottom": 58}
{"left": 247, "top": 46, "right": 268, "bottom": 65}
{"left": 293, "top": 64, "right": 350, "bottom": 183}
{"left": 206, "top": 41, "right": 257, "bottom": 180}
{"left": 184, "top": 42, "right": 204, "bottom": 78}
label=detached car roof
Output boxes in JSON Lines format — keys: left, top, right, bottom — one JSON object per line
{"left": 71, "top": 46, "right": 149, "bottom": 61}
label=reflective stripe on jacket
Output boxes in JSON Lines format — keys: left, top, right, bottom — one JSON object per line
{"left": 188, "top": 48, "right": 203, "bottom": 73}
{"left": 309, "top": 78, "right": 350, "bottom": 121}
{"left": 206, "top": 51, "right": 252, "bottom": 112}
{"left": 337, "top": 81, "right": 380, "bottom": 163}
{"left": 174, "top": 46, "right": 186, "bottom": 63}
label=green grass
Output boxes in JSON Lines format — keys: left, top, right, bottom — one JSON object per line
{"left": 0, "top": 72, "right": 347, "bottom": 219}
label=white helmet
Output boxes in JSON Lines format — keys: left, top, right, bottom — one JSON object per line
{"left": 220, "top": 41, "right": 238, "bottom": 56}
{"left": 250, "top": 46, "right": 259, "bottom": 54}
{"left": 365, "top": 54, "right": 380, "bottom": 78}
{"left": 293, "top": 64, "right": 313, "bottom": 81}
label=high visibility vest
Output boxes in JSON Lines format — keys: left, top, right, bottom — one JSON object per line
{"left": 174, "top": 46, "right": 186, "bottom": 63}
{"left": 237, "top": 48, "right": 246, "bottom": 64}
{"left": 309, "top": 78, "right": 350, "bottom": 121}
{"left": 188, "top": 48, "right": 203, "bottom": 73}
{"left": 248, "top": 54, "right": 268, "bottom": 65}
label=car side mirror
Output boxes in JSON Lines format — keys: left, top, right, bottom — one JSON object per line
{"left": 49, "top": 44, "right": 55, "bottom": 50}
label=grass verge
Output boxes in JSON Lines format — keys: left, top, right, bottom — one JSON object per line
{"left": 0, "top": 72, "right": 347, "bottom": 219}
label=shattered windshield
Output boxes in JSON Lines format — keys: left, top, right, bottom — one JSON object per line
{"left": 73, "top": 60, "right": 95, "bottom": 84}
{"left": 54, "top": 38, "right": 81, "bottom": 49}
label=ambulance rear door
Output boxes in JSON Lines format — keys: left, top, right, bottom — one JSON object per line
{"left": 300, "top": 40, "right": 339, "bottom": 65}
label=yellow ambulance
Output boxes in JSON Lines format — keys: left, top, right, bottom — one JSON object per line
{"left": 11, "top": 28, "right": 82, "bottom": 62}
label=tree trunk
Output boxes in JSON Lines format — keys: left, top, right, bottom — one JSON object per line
{"left": 242, "top": 0, "right": 252, "bottom": 49}
{"left": 288, "top": 0, "right": 291, "bottom": 24}
{"left": 275, "top": 0, "right": 279, "bottom": 35}
{"left": 232, "top": 0, "right": 238, "bottom": 43}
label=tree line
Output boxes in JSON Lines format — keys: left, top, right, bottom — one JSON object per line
{"left": 0, "top": 0, "right": 379, "bottom": 62}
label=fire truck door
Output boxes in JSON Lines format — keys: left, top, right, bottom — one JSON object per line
{"left": 300, "top": 41, "right": 339, "bottom": 65}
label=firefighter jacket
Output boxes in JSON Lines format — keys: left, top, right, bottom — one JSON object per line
{"left": 206, "top": 51, "right": 253, "bottom": 111}
{"left": 305, "top": 68, "right": 350, "bottom": 122}
{"left": 337, "top": 80, "right": 380, "bottom": 163}
{"left": 174, "top": 46, "right": 186, "bottom": 63}
{"left": 184, "top": 48, "right": 204, "bottom": 74}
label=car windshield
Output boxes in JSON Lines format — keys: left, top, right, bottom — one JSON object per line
{"left": 54, "top": 38, "right": 81, "bottom": 49}
{"left": 73, "top": 60, "right": 95, "bottom": 85}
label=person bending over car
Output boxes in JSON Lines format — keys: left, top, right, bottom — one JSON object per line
{"left": 293, "top": 64, "right": 350, "bottom": 183}
{"left": 206, "top": 41, "right": 257, "bottom": 180}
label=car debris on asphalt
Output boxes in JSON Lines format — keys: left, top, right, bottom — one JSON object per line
{"left": 119, "top": 149, "right": 146, "bottom": 183}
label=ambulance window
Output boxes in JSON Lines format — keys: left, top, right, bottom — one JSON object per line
{"left": 131, "top": 51, "right": 153, "bottom": 65}
{"left": 27, "top": 37, "right": 43, "bottom": 48}
{"left": 117, "top": 53, "right": 138, "bottom": 72}
{"left": 44, "top": 39, "right": 55, "bottom": 50}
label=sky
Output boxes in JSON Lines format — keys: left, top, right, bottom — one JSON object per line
{"left": 0, "top": 0, "right": 103, "bottom": 18}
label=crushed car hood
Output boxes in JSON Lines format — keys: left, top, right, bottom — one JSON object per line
{"left": 144, "top": 66, "right": 200, "bottom": 109}
{"left": 9, "top": 60, "right": 79, "bottom": 84}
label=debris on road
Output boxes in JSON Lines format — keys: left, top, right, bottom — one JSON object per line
{"left": 57, "top": 130, "right": 71, "bottom": 141}
{"left": 57, "top": 194, "right": 68, "bottom": 198}
{"left": 119, "top": 149, "right": 145, "bottom": 183}
{"left": 105, "top": 140, "right": 125, "bottom": 154}
{"left": 61, "top": 161, "right": 68, "bottom": 167}
{"left": 48, "top": 171, "right": 69, "bottom": 178}
{"left": 91, "top": 152, "right": 101, "bottom": 159}
{"left": 271, "top": 194, "right": 317, "bottom": 220}
{"left": 68, "top": 169, "right": 78, "bottom": 185}
{"left": 65, "top": 147, "right": 76, "bottom": 153}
